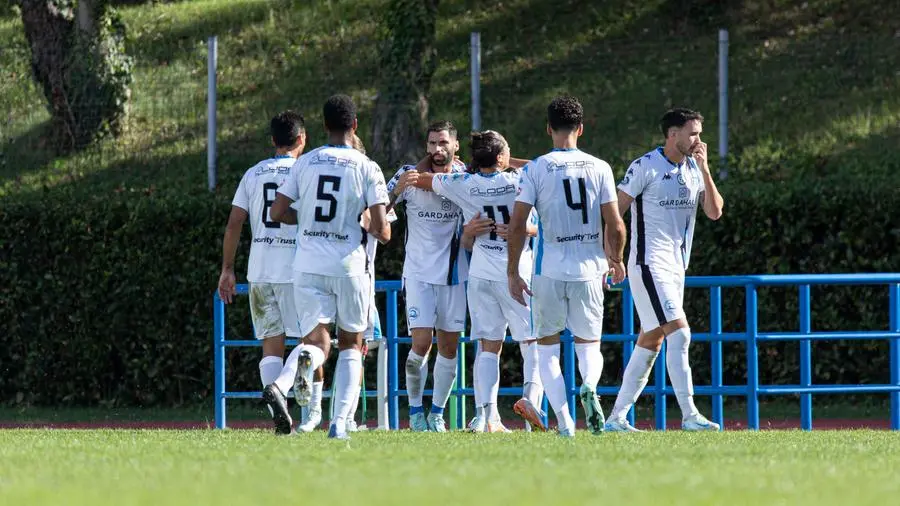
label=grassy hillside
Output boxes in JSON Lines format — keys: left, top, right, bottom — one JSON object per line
{"left": 1, "top": 0, "right": 898, "bottom": 199}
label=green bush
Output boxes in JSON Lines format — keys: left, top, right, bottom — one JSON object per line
{"left": 0, "top": 177, "right": 897, "bottom": 406}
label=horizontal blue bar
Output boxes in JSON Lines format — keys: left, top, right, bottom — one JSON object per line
{"left": 757, "top": 385, "right": 900, "bottom": 395}
{"left": 757, "top": 331, "right": 900, "bottom": 342}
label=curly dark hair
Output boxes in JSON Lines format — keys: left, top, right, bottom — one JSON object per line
{"left": 427, "top": 120, "right": 457, "bottom": 139}
{"left": 660, "top": 108, "right": 704, "bottom": 137}
{"left": 547, "top": 95, "right": 583, "bottom": 132}
{"left": 323, "top": 94, "right": 356, "bottom": 132}
{"left": 270, "top": 110, "right": 305, "bottom": 148}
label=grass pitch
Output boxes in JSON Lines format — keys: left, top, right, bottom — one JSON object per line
{"left": 1, "top": 429, "right": 898, "bottom": 506}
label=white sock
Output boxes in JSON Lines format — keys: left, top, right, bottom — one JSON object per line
{"left": 405, "top": 351, "right": 428, "bottom": 409}
{"left": 611, "top": 346, "right": 658, "bottom": 421}
{"left": 274, "top": 344, "right": 325, "bottom": 395}
{"left": 666, "top": 328, "right": 699, "bottom": 419}
{"left": 310, "top": 381, "right": 324, "bottom": 411}
{"left": 520, "top": 342, "right": 543, "bottom": 407}
{"left": 431, "top": 354, "right": 458, "bottom": 412}
{"left": 476, "top": 351, "right": 500, "bottom": 412}
{"left": 574, "top": 342, "right": 604, "bottom": 391}
{"left": 331, "top": 349, "right": 363, "bottom": 429}
{"left": 347, "top": 376, "right": 361, "bottom": 423}
{"left": 537, "top": 344, "right": 575, "bottom": 432}
{"left": 473, "top": 345, "right": 485, "bottom": 411}
{"left": 259, "top": 356, "right": 283, "bottom": 417}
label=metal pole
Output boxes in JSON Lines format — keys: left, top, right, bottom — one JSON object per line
{"left": 799, "top": 285, "right": 813, "bottom": 430}
{"left": 718, "top": 29, "right": 728, "bottom": 180}
{"left": 376, "top": 339, "right": 388, "bottom": 430}
{"left": 470, "top": 32, "right": 482, "bottom": 131}
{"left": 213, "top": 292, "right": 226, "bottom": 429}
{"left": 207, "top": 36, "right": 218, "bottom": 192}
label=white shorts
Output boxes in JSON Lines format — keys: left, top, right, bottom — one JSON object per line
{"left": 530, "top": 275, "right": 605, "bottom": 340}
{"left": 404, "top": 278, "right": 466, "bottom": 332}
{"left": 249, "top": 282, "right": 301, "bottom": 338}
{"left": 293, "top": 272, "right": 371, "bottom": 336}
{"left": 467, "top": 277, "right": 532, "bottom": 342}
{"left": 629, "top": 263, "right": 685, "bottom": 332}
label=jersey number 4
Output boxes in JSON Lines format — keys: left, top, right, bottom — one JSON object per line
{"left": 315, "top": 175, "right": 341, "bottom": 222}
{"left": 563, "top": 177, "right": 589, "bottom": 224}
{"left": 482, "top": 205, "right": 510, "bottom": 241}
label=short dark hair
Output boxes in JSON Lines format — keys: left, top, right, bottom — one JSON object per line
{"left": 470, "top": 130, "right": 507, "bottom": 169}
{"left": 427, "top": 120, "right": 457, "bottom": 139}
{"left": 547, "top": 95, "right": 583, "bottom": 132}
{"left": 323, "top": 94, "right": 356, "bottom": 132}
{"left": 270, "top": 110, "right": 305, "bottom": 148}
{"left": 660, "top": 108, "right": 704, "bottom": 137}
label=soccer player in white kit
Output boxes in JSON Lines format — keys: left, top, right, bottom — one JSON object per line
{"left": 605, "top": 108, "right": 725, "bottom": 432}
{"left": 264, "top": 95, "right": 391, "bottom": 439}
{"left": 387, "top": 121, "right": 469, "bottom": 432}
{"left": 508, "top": 96, "right": 627, "bottom": 437}
{"left": 411, "top": 130, "right": 546, "bottom": 432}
{"left": 217, "top": 111, "right": 306, "bottom": 420}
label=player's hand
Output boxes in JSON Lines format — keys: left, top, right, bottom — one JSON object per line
{"left": 395, "top": 170, "right": 420, "bottom": 194}
{"left": 508, "top": 274, "right": 533, "bottom": 306}
{"left": 494, "top": 223, "right": 509, "bottom": 240}
{"left": 218, "top": 269, "right": 236, "bottom": 304}
{"left": 607, "top": 259, "right": 626, "bottom": 286}
{"left": 361, "top": 341, "right": 369, "bottom": 357}
{"left": 463, "top": 212, "right": 494, "bottom": 238}
{"left": 692, "top": 141, "right": 709, "bottom": 171}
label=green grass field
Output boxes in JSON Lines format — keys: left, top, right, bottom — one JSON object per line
{"left": 1, "top": 430, "right": 898, "bottom": 505}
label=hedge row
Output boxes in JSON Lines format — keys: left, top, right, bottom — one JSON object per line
{"left": 0, "top": 177, "right": 897, "bottom": 406}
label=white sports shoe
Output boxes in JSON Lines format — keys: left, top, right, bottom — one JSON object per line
{"left": 426, "top": 412, "right": 447, "bottom": 433}
{"left": 297, "top": 406, "right": 322, "bottom": 433}
{"left": 345, "top": 419, "right": 359, "bottom": 433}
{"left": 409, "top": 412, "right": 429, "bottom": 432}
{"left": 557, "top": 425, "right": 576, "bottom": 438}
{"left": 485, "top": 420, "right": 512, "bottom": 433}
{"left": 604, "top": 417, "right": 643, "bottom": 432}
{"left": 292, "top": 350, "right": 315, "bottom": 407}
{"left": 467, "top": 414, "right": 486, "bottom": 433}
{"left": 682, "top": 413, "right": 720, "bottom": 431}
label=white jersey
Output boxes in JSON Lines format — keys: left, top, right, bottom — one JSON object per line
{"left": 364, "top": 208, "right": 398, "bottom": 276}
{"left": 277, "top": 145, "right": 389, "bottom": 277}
{"left": 231, "top": 155, "right": 298, "bottom": 283}
{"left": 516, "top": 148, "right": 617, "bottom": 281}
{"left": 617, "top": 147, "right": 706, "bottom": 273}
{"left": 387, "top": 162, "right": 469, "bottom": 285}
{"left": 431, "top": 170, "right": 534, "bottom": 282}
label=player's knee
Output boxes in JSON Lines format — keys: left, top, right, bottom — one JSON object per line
{"left": 481, "top": 339, "right": 503, "bottom": 354}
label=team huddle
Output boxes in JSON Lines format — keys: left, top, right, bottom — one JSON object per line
{"left": 218, "top": 93, "right": 725, "bottom": 439}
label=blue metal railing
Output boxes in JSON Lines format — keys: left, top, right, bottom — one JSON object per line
{"left": 214, "top": 273, "right": 900, "bottom": 431}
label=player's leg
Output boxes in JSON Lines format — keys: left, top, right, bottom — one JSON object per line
{"left": 263, "top": 275, "right": 330, "bottom": 434}
{"left": 497, "top": 278, "right": 545, "bottom": 431}
{"left": 428, "top": 282, "right": 465, "bottom": 432}
{"left": 346, "top": 299, "right": 379, "bottom": 432}
{"left": 298, "top": 366, "right": 325, "bottom": 433}
{"left": 530, "top": 275, "right": 576, "bottom": 437}
{"left": 566, "top": 278, "right": 607, "bottom": 435}
{"left": 468, "top": 278, "right": 508, "bottom": 432}
{"left": 249, "top": 283, "right": 287, "bottom": 405}
{"left": 405, "top": 279, "right": 436, "bottom": 431}
{"left": 466, "top": 282, "right": 485, "bottom": 432}
{"left": 327, "top": 273, "right": 371, "bottom": 439}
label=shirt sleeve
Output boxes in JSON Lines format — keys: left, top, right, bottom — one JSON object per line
{"left": 276, "top": 160, "right": 301, "bottom": 201}
{"left": 231, "top": 173, "right": 250, "bottom": 210}
{"left": 386, "top": 165, "right": 411, "bottom": 204}
{"left": 515, "top": 163, "right": 538, "bottom": 206}
{"left": 431, "top": 173, "right": 467, "bottom": 202}
{"left": 599, "top": 161, "right": 618, "bottom": 205}
{"left": 617, "top": 158, "right": 648, "bottom": 198}
{"left": 366, "top": 162, "right": 390, "bottom": 207}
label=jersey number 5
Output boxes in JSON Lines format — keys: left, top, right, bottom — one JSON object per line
{"left": 563, "top": 177, "right": 588, "bottom": 224}
{"left": 315, "top": 175, "right": 341, "bottom": 222}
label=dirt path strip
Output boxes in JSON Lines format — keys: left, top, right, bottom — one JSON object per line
{"left": 0, "top": 419, "right": 892, "bottom": 430}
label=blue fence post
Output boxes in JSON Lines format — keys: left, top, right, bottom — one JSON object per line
{"left": 745, "top": 284, "right": 760, "bottom": 430}
{"left": 710, "top": 286, "right": 724, "bottom": 429}
{"left": 890, "top": 283, "right": 900, "bottom": 431}
{"left": 564, "top": 330, "right": 577, "bottom": 422}
{"left": 622, "top": 287, "right": 637, "bottom": 427}
{"left": 654, "top": 340, "right": 667, "bottom": 430}
{"left": 799, "top": 284, "right": 813, "bottom": 431}
{"left": 387, "top": 288, "right": 400, "bottom": 430}
{"left": 214, "top": 293, "right": 226, "bottom": 429}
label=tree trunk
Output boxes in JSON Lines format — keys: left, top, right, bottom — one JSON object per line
{"left": 370, "top": 0, "right": 439, "bottom": 170}
{"left": 19, "top": 0, "right": 132, "bottom": 152}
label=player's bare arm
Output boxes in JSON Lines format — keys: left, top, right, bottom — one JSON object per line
{"left": 361, "top": 209, "right": 392, "bottom": 245}
{"left": 367, "top": 203, "right": 390, "bottom": 243}
{"left": 507, "top": 157, "right": 530, "bottom": 169}
{"left": 270, "top": 193, "right": 297, "bottom": 224}
{"left": 506, "top": 201, "right": 534, "bottom": 306}
{"left": 600, "top": 201, "right": 627, "bottom": 285}
{"left": 217, "top": 206, "right": 248, "bottom": 304}
{"left": 692, "top": 141, "right": 724, "bottom": 220}
{"left": 616, "top": 189, "right": 634, "bottom": 217}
